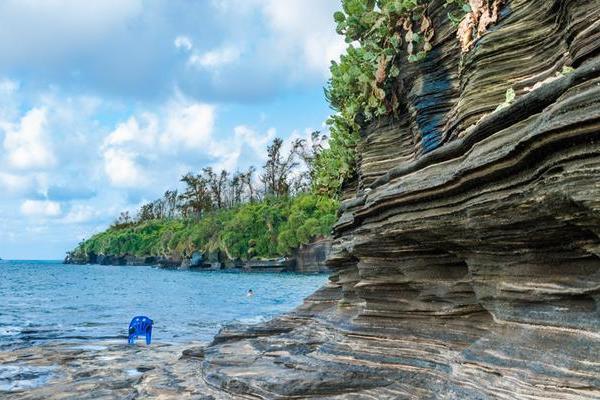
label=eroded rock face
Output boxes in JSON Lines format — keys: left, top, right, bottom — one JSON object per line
{"left": 202, "top": 0, "right": 600, "bottom": 398}
{"left": 294, "top": 238, "right": 332, "bottom": 273}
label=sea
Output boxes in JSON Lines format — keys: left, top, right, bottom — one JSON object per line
{"left": 0, "top": 260, "right": 327, "bottom": 350}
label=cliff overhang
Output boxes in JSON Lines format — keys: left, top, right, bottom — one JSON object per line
{"left": 201, "top": 0, "right": 600, "bottom": 398}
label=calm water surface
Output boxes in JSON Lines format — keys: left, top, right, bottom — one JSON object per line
{"left": 0, "top": 260, "right": 326, "bottom": 350}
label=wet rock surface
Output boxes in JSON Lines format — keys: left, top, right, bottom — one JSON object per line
{"left": 294, "top": 238, "right": 332, "bottom": 274}
{"left": 0, "top": 341, "right": 228, "bottom": 399}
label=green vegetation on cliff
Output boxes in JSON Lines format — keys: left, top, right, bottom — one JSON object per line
{"left": 69, "top": 135, "right": 338, "bottom": 262}
{"left": 72, "top": 193, "right": 336, "bottom": 261}
{"left": 315, "top": 0, "right": 471, "bottom": 195}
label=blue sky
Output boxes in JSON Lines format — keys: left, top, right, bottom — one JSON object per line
{"left": 0, "top": 0, "right": 345, "bottom": 259}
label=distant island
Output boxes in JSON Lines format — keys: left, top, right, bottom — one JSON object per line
{"left": 66, "top": 134, "right": 344, "bottom": 273}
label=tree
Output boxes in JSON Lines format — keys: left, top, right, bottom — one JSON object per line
{"left": 260, "top": 138, "right": 302, "bottom": 198}
{"left": 152, "top": 198, "right": 166, "bottom": 219}
{"left": 112, "top": 211, "right": 133, "bottom": 228}
{"left": 163, "top": 189, "right": 179, "bottom": 219}
{"left": 295, "top": 130, "right": 328, "bottom": 183}
{"left": 179, "top": 173, "right": 212, "bottom": 218}
{"left": 240, "top": 166, "right": 257, "bottom": 203}
{"left": 137, "top": 202, "right": 156, "bottom": 222}
{"left": 229, "top": 172, "right": 244, "bottom": 207}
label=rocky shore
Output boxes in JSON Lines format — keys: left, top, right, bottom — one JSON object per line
{"left": 199, "top": 0, "right": 600, "bottom": 398}
{"left": 0, "top": 341, "right": 227, "bottom": 399}
{"left": 64, "top": 238, "right": 332, "bottom": 274}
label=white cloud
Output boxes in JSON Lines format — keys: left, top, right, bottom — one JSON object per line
{"left": 100, "top": 98, "right": 216, "bottom": 188}
{"left": 99, "top": 95, "right": 291, "bottom": 190}
{"left": 0, "top": 171, "right": 30, "bottom": 193}
{"left": 201, "top": 125, "right": 277, "bottom": 172}
{"left": 3, "top": 108, "right": 56, "bottom": 170}
{"left": 258, "top": 0, "right": 345, "bottom": 75}
{"left": 174, "top": 35, "right": 193, "bottom": 51}
{"left": 188, "top": 46, "right": 241, "bottom": 68}
{"left": 161, "top": 102, "right": 216, "bottom": 148}
{"left": 104, "top": 114, "right": 158, "bottom": 148}
{"left": 20, "top": 199, "right": 61, "bottom": 217}
{"left": 102, "top": 147, "right": 147, "bottom": 188}
{"left": 61, "top": 204, "right": 98, "bottom": 224}
{"left": 234, "top": 125, "right": 276, "bottom": 157}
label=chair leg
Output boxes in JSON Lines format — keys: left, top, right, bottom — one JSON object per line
{"left": 146, "top": 331, "right": 151, "bottom": 345}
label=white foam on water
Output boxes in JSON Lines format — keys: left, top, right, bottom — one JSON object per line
{"left": 0, "top": 326, "right": 22, "bottom": 336}
{"left": 236, "top": 315, "right": 268, "bottom": 325}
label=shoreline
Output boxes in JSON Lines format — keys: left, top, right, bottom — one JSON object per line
{"left": 63, "top": 260, "right": 331, "bottom": 275}
{"left": 0, "top": 285, "right": 332, "bottom": 399}
{"left": 64, "top": 238, "right": 332, "bottom": 274}
{"left": 0, "top": 338, "right": 221, "bottom": 399}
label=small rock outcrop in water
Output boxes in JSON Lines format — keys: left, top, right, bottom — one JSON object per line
{"left": 201, "top": 1, "right": 600, "bottom": 398}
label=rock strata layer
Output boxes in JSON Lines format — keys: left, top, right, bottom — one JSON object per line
{"left": 202, "top": 0, "right": 600, "bottom": 398}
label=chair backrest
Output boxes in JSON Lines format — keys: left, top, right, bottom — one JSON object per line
{"left": 129, "top": 316, "right": 153, "bottom": 335}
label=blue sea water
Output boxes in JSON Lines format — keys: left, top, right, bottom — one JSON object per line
{"left": 0, "top": 260, "right": 327, "bottom": 350}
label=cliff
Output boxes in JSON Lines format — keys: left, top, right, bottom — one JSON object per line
{"left": 64, "top": 243, "right": 331, "bottom": 273}
{"left": 201, "top": 0, "right": 600, "bottom": 398}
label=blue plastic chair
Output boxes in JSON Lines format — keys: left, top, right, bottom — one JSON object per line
{"left": 128, "top": 316, "right": 153, "bottom": 345}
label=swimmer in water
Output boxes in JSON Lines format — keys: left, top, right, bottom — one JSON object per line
{"left": 247, "top": 289, "right": 254, "bottom": 297}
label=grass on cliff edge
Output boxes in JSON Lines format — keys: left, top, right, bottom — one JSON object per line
{"left": 73, "top": 193, "right": 338, "bottom": 261}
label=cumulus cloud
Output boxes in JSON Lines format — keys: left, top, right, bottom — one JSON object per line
{"left": 234, "top": 125, "right": 276, "bottom": 158}
{"left": 0, "top": 1, "right": 343, "bottom": 103}
{"left": 102, "top": 148, "right": 147, "bottom": 188}
{"left": 162, "top": 102, "right": 216, "bottom": 148}
{"left": 99, "top": 96, "right": 293, "bottom": 189}
{"left": 177, "top": 0, "right": 345, "bottom": 101}
{"left": 100, "top": 98, "right": 216, "bottom": 188}
{"left": 20, "top": 199, "right": 62, "bottom": 217}
{"left": 174, "top": 35, "right": 193, "bottom": 51}
{"left": 104, "top": 114, "right": 159, "bottom": 148}
{"left": 257, "top": 0, "right": 345, "bottom": 76}
{"left": 3, "top": 108, "right": 56, "bottom": 170}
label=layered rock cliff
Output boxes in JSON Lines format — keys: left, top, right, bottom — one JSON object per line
{"left": 201, "top": 0, "right": 600, "bottom": 398}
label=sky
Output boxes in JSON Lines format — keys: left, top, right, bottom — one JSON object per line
{"left": 0, "top": 0, "right": 346, "bottom": 260}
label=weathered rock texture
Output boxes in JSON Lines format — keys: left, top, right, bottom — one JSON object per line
{"left": 294, "top": 238, "right": 332, "bottom": 273}
{"left": 64, "top": 250, "right": 330, "bottom": 274}
{"left": 0, "top": 341, "right": 227, "bottom": 399}
{"left": 202, "top": 0, "right": 600, "bottom": 398}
